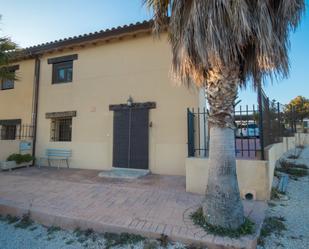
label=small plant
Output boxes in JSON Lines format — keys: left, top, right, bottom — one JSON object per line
{"left": 286, "top": 147, "right": 302, "bottom": 160}
{"left": 65, "top": 239, "right": 75, "bottom": 245}
{"left": 271, "top": 187, "right": 282, "bottom": 200}
{"left": 158, "top": 234, "right": 169, "bottom": 247}
{"left": 104, "top": 232, "right": 145, "bottom": 249}
{"left": 14, "top": 213, "right": 33, "bottom": 229}
{"left": 143, "top": 240, "right": 159, "bottom": 249}
{"left": 84, "top": 228, "right": 94, "bottom": 237}
{"left": 84, "top": 228, "right": 97, "bottom": 242}
{"left": 258, "top": 216, "right": 287, "bottom": 245}
{"left": 190, "top": 207, "right": 255, "bottom": 238}
{"left": 7, "top": 153, "right": 34, "bottom": 164}
{"left": 5, "top": 215, "right": 19, "bottom": 224}
{"left": 279, "top": 158, "right": 308, "bottom": 170}
{"left": 73, "top": 227, "right": 98, "bottom": 244}
{"left": 77, "top": 236, "right": 87, "bottom": 244}
{"left": 287, "top": 154, "right": 299, "bottom": 159}
{"left": 29, "top": 226, "right": 38, "bottom": 231}
{"left": 47, "top": 226, "right": 61, "bottom": 235}
{"left": 73, "top": 227, "right": 83, "bottom": 237}
{"left": 268, "top": 202, "right": 277, "bottom": 207}
{"left": 276, "top": 168, "right": 308, "bottom": 177}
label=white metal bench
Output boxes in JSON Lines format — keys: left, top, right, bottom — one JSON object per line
{"left": 39, "top": 149, "right": 72, "bottom": 169}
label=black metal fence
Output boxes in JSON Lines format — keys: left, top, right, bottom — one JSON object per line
{"left": 187, "top": 90, "right": 297, "bottom": 160}
{"left": 187, "top": 108, "right": 209, "bottom": 157}
{"left": 234, "top": 105, "right": 261, "bottom": 159}
{"left": 260, "top": 90, "right": 296, "bottom": 150}
{"left": 0, "top": 124, "right": 34, "bottom": 140}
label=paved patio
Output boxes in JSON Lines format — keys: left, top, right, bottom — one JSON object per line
{"left": 0, "top": 167, "right": 266, "bottom": 248}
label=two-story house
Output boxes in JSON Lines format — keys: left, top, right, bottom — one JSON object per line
{"left": 1, "top": 21, "right": 206, "bottom": 176}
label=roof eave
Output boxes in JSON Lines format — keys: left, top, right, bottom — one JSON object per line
{"left": 26, "top": 20, "right": 154, "bottom": 55}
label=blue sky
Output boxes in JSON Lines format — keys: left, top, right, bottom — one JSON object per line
{"left": 0, "top": 0, "right": 308, "bottom": 106}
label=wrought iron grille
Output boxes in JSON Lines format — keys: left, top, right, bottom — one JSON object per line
{"left": 50, "top": 118, "right": 72, "bottom": 142}
{"left": 0, "top": 124, "right": 34, "bottom": 140}
{"left": 187, "top": 91, "right": 297, "bottom": 160}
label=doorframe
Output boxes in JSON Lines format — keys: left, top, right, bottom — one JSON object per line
{"left": 109, "top": 101, "right": 156, "bottom": 170}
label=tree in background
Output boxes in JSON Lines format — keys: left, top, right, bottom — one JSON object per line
{"left": 144, "top": 0, "right": 305, "bottom": 229}
{"left": 286, "top": 96, "right": 309, "bottom": 129}
{"left": 0, "top": 15, "right": 18, "bottom": 81}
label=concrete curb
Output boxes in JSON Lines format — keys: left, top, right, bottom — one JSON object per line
{"left": 0, "top": 198, "right": 263, "bottom": 249}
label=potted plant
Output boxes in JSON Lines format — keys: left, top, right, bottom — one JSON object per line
{"left": 0, "top": 154, "right": 34, "bottom": 171}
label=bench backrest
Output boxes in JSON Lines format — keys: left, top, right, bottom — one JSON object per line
{"left": 46, "top": 149, "right": 72, "bottom": 158}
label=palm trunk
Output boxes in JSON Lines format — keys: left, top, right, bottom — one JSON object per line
{"left": 203, "top": 67, "right": 244, "bottom": 229}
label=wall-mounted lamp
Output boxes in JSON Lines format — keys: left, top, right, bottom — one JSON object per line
{"left": 127, "top": 96, "right": 133, "bottom": 106}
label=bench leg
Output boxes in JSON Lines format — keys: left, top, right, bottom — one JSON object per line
{"left": 48, "top": 159, "right": 51, "bottom": 167}
{"left": 66, "top": 159, "right": 69, "bottom": 168}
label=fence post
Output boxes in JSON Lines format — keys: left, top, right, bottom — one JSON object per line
{"left": 257, "top": 83, "right": 265, "bottom": 160}
{"left": 19, "top": 124, "right": 22, "bottom": 140}
{"left": 277, "top": 102, "right": 281, "bottom": 138}
{"left": 292, "top": 106, "right": 297, "bottom": 132}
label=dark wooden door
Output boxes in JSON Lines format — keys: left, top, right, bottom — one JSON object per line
{"left": 113, "top": 109, "right": 130, "bottom": 168}
{"left": 112, "top": 108, "right": 149, "bottom": 169}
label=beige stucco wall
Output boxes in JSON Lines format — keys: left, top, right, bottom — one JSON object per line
{"left": 185, "top": 158, "right": 270, "bottom": 200}
{"left": 0, "top": 59, "right": 35, "bottom": 124}
{"left": 0, "top": 141, "right": 20, "bottom": 161}
{"left": 265, "top": 132, "right": 309, "bottom": 192}
{"left": 186, "top": 133, "right": 309, "bottom": 200}
{"left": 0, "top": 140, "right": 32, "bottom": 161}
{"left": 35, "top": 34, "right": 199, "bottom": 175}
{"left": 294, "top": 132, "right": 309, "bottom": 146}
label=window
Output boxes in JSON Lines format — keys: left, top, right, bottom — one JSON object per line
{"left": 51, "top": 118, "right": 72, "bottom": 142}
{"left": 48, "top": 54, "right": 78, "bottom": 84}
{"left": 0, "top": 125, "right": 16, "bottom": 140}
{"left": 1, "top": 79, "right": 14, "bottom": 90}
{"left": 52, "top": 61, "right": 73, "bottom": 84}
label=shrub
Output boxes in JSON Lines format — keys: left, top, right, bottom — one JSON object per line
{"left": 7, "top": 153, "right": 34, "bottom": 164}
{"left": 277, "top": 168, "right": 308, "bottom": 177}
{"left": 104, "top": 232, "right": 145, "bottom": 249}
{"left": 190, "top": 207, "right": 255, "bottom": 238}
{"left": 271, "top": 187, "right": 282, "bottom": 200}
{"left": 279, "top": 158, "right": 308, "bottom": 170}
{"left": 14, "top": 213, "right": 33, "bottom": 229}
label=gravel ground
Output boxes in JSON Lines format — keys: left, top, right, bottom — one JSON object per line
{"left": 0, "top": 218, "right": 186, "bottom": 249}
{"left": 257, "top": 147, "right": 309, "bottom": 249}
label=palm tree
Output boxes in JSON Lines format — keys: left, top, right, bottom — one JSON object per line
{"left": 144, "top": 0, "right": 304, "bottom": 229}
{"left": 0, "top": 37, "right": 18, "bottom": 81}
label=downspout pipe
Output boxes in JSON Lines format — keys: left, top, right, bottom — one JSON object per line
{"left": 32, "top": 56, "right": 41, "bottom": 164}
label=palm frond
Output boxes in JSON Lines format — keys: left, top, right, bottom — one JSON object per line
{"left": 143, "top": 0, "right": 170, "bottom": 34}
{"left": 0, "top": 37, "right": 18, "bottom": 81}
{"left": 145, "top": 0, "right": 305, "bottom": 87}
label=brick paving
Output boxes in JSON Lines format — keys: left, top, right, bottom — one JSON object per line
{"left": 0, "top": 167, "right": 266, "bottom": 248}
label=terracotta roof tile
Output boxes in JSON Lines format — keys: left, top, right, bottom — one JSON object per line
{"left": 25, "top": 20, "right": 154, "bottom": 54}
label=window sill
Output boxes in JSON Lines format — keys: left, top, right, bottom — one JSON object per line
{"left": 50, "top": 141, "right": 72, "bottom": 143}
{"left": 1, "top": 88, "right": 15, "bottom": 91}
{"left": 51, "top": 81, "right": 73, "bottom": 85}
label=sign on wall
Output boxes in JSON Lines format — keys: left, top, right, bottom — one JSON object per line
{"left": 19, "top": 141, "right": 32, "bottom": 152}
